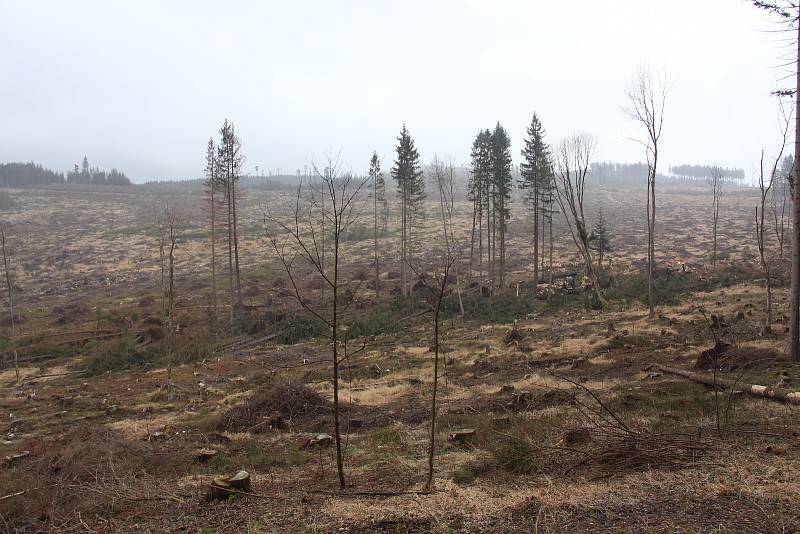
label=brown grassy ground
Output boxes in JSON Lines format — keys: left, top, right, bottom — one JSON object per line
{"left": 1, "top": 181, "right": 799, "bottom": 532}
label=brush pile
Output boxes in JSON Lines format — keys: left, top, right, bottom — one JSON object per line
{"left": 212, "top": 380, "right": 329, "bottom": 433}
{"left": 493, "top": 379, "right": 713, "bottom": 478}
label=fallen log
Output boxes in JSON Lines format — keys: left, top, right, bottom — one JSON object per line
{"left": 657, "top": 365, "right": 800, "bottom": 405}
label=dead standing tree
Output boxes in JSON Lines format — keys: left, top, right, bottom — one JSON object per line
{"left": 0, "top": 224, "right": 18, "bottom": 382}
{"left": 155, "top": 200, "right": 190, "bottom": 401}
{"left": 771, "top": 155, "right": 793, "bottom": 260}
{"left": 709, "top": 166, "right": 724, "bottom": 268}
{"left": 264, "top": 156, "right": 369, "bottom": 490}
{"left": 756, "top": 106, "right": 792, "bottom": 335}
{"left": 553, "top": 132, "right": 607, "bottom": 308}
{"left": 624, "top": 65, "right": 667, "bottom": 319}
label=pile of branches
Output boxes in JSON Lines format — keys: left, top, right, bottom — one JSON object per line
{"left": 212, "top": 380, "right": 330, "bottom": 433}
{"left": 1, "top": 426, "right": 184, "bottom": 530}
{"left": 493, "top": 377, "right": 713, "bottom": 479}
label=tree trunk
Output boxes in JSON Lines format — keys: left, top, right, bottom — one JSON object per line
{"left": 332, "top": 233, "right": 346, "bottom": 490}
{"left": 167, "top": 239, "right": 175, "bottom": 401}
{"left": 532, "top": 182, "right": 539, "bottom": 291}
{"left": 657, "top": 365, "right": 800, "bottom": 405}
{"left": 468, "top": 197, "right": 477, "bottom": 283}
{"left": 231, "top": 178, "right": 242, "bottom": 306}
{"left": 210, "top": 187, "right": 218, "bottom": 327}
{"left": 427, "top": 284, "right": 444, "bottom": 487}
{"left": 226, "top": 176, "right": 234, "bottom": 325}
{"left": 791, "top": 15, "right": 800, "bottom": 362}
{"left": 400, "top": 194, "right": 407, "bottom": 297}
{"left": 374, "top": 174, "right": 380, "bottom": 298}
{"left": 1, "top": 228, "right": 18, "bottom": 383}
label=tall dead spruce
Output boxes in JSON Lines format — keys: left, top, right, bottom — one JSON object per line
{"left": 264, "top": 156, "right": 369, "bottom": 490}
{"left": 155, "top": 200, "right": 189, "bottom": 401}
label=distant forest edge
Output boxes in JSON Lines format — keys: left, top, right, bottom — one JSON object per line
{"left": 0, "top": 159, "right": 762, "bottom": 189}
{"left": 591, "top": 161, "right": 749, "bottom": 185}
{"left": 0, "top": 158, "right": 131, "bottom": 187}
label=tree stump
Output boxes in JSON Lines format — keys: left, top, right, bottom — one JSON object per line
{"left": 448, "top": 429, "right": 476, "bottom": 444}
{"left": 207, "top": 470, "right": 252, "bottom": 501}
{"left": 304, "top": 433, "right": 333, "bottom": 448}
{"left": 194, "top": 448, "right": 219, "bottom": 463}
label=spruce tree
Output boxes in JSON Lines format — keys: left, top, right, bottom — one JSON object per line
{"left": 589, "top": 209, "right": 614, "bottom": 268}
{"left": 468, "top": 130, "right": 492, "bottom": 281}
{"left": 519, "top": 112, "right": 552, "bottom": 291}
{"left": 369, "top": 151, "right": 384, "bottom": 297}
{"left": 216, "top": 119, "right": 244, "bottom": 319}
{"left": 490, "top": 123, "right": 513, "bottom": 289}
{"left": 391, "top": 125, "right": 424, "bottom": 296}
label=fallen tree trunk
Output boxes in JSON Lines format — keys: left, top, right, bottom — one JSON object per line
{"left": 657, "top": 365, "right": 800, "bottom": 405}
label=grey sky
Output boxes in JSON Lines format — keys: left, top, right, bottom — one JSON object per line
{"left": 0, "top": 0, "right": 793, "bottom": 182}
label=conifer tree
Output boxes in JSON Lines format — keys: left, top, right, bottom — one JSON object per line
{"left": 519, "top": 112, "right": 552, "bottom": 291}
{"left": 216, "top": 119, "right": 244, "bottom": 320}
{"left": 204, "top": 138, "right": 220, "bottom": 324}
{"left": 490, "top": 123, "right": 513, "bottom": 289}
{"left": 391, "top": 125, "right": 424, "bottom": 296}
{"left": 589, "top": 209, "right": 614, "bottom": 268}
{"left": 468, "top": 129, "right": 492, "bottom": 281}
{"left": 369, "top": 151, "right": 384, "bottom": 297}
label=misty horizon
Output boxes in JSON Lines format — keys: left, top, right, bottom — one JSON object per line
{"left": 0, "top": 0, "right": 794, "bottom": 183}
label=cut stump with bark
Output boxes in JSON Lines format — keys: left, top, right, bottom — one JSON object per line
{"left": 207, "top": 470, "right": 252, "bottom": 501}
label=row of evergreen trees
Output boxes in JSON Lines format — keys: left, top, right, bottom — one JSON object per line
{"left": 66, "top": 157, "right": 131, "bottom": 186}
{"left": 204, "top": 119, "right": 245, "bottom": 323}
{"left": 0, "top": 162, "right": 65, "bottom": 187}
{"left": 668, "top": 164, "right": 745, "bottom": 181}
{"left": 467, "top": 124, "right": 514, "bottom": 288}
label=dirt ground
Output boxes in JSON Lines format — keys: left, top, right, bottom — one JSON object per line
{"left": 2, "top": 181, "right": 800, "bottom": 533}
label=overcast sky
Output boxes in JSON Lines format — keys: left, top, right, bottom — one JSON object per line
{"left": 0, "top": 0, "right": 794, "bottom": 182}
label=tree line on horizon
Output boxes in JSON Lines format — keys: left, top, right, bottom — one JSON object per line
{"left": 0, "top": 159, "right": 131, "bottom": 187}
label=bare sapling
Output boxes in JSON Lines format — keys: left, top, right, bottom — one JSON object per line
{"left": 0, "top": 224, "right": 18, "bottom": 382}
{"left": 264, "top": 155, "right": 369, "bottom": 491}
{"left": 709, "top": 166, "right": 723, "bottom": 268}
{"left": 417, "top": 155, "right": 462, "bottom": 487}
{"left": 624, "top": 65, "right": 668, "bottom": 318}
{"left": 156, "top": 200, "right": 190, "bottom": 401}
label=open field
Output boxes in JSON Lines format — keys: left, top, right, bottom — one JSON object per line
{"left": 2, "top": 181, "right": 800, "bottom": 532}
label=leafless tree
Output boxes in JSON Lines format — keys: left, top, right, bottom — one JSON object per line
{"left": 264, "top": 155, "right": 369, "bottom": 490}
{"left": 155, "top": 200, "right": 190, "bottom": 401}
{"left": 770, "top": 156, "right": 792, "bottom": 260}
{"left": 708, "top": 166, "right": 724, "bottom": 268}
{"left": 756, "top": 106, "right": 792, "bottom": 334}
{"left": 431, "top": 156, "right": 464, "bottom": 316}
{"left": 553, "top": 132, "right": 606, "bottom": 308}
{"left": 0, "top": 224, "right": 18, "bottom": 382}
{"left": 414, "top": 155, "right": 462, "bottom": 487}
{"left": 624, "top": 65, "right": 667, "bottom": 318}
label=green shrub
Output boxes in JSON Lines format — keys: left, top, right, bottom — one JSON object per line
{"left": 84, "top": 341, "right": 159, "bottom": 376}
{"left": 174, "top": 337, "right": 214, "bottom": 364}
